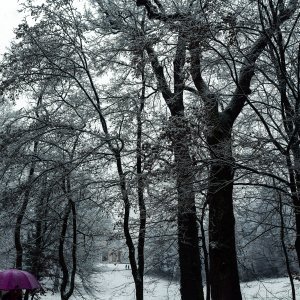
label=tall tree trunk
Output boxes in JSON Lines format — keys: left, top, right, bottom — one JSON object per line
{"left": 31, "top": 178, "right": 49, "bottom": 279}
{"left": 111, "top": 49, "right": 148, "bottom": 300}
{"left": 133, "top": 2, "right": 297, "bottom": 299}
{"left": 135, "top": 55, "right": 146, "bottom": 300}
{"left": 15, "top": 140, "right": 38, "bottom": 269}
{"left": 15, "top": 88, "right": 45, "bottom": 270}
{"left": 59, "top": 175, "right": 77, "bottom": 300}
{"left": 189, "top": 37, "right": 243, "bottom": 299}
{"left": 199, "top": 201, "right": 210, "bottom": 300}
{"left": 145, "top": 28, "right": 204, "bottom": 299}
{"left": 206, "top": 127, "right": 241, "bottom": 300}
{"left": 59, "top": 201, "right": 71, "bottom": 300}
{"left": 15, "top": 187, "right": 31, "bottom": 269}
{"left": 59, "top": 138, "right": 78, "bottom": 300}
{"left": 171, "top": 116, "right": 204, "bottom": 300}
{"left": 115, "top": 153, "right": 143, "bottom": 299}
{"left": 292, "top": 167, "right": 300, "bottom": 267}
{"left": 189, "top": 1, "right": 298, "bottom": 293}
{"left": 269, "top": 30, "right": 300, "bottom": 268}
{"left": 286, "top": 154, "right": 300, "bottom": 267}
{"left": 277, "top": 188, "right": 296, "bottom": 300}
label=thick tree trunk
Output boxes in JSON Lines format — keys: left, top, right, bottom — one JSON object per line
{"left": 207, "top": 126, "right": 241, "bottom": 300}
{"left": 171, "top": 116, "right": 204, "bottom": 300}
{"left": 145, "top": 32, "right": 204, "bottom": 299}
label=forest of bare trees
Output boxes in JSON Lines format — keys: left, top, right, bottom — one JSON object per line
{"left": 0, "top": 0, "right": 299, "bottom": 299}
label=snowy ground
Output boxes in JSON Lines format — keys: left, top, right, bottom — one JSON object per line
{"left": 41, "top": 264, "right": 300, "bottom": 299}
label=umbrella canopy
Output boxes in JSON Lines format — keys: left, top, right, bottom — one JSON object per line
{"left": 0, "top": 269, "right": 41, "bottom": 290}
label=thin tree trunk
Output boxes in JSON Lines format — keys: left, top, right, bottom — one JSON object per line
{"left": 111, "top": 49, "right": 148, "bottom": 300}
{"left": 199, "top": 201, "right": 210, "bottom": 300}
{"left": 15, "top": 89, "right": 45, "bottom": 270}
{"left": 286, "top": 154, "right": 300, "bottom": 267}
{"left": 72, "top": 35, "right": 148, "bottom": 298}
{"left": 269, "top": 30, "right": 300, "bottom": 268}
{"left": 115, "top": 153, "right": 142, "bottom": 297}
{"left": 59, "top": 175, "right": 77, "bottom": 300}
{"left": 59, "top": 137, "right": 79, "bottom": 300}
{"left": 15, "top": 140, "right": 38, "bottom": 269}
{"left": 135, "top": 54, "right": 147, "bottom": 300}
{"left": 59, "top": 201, "right": 71, "bottom": 300}
{"left": 292, "top": 169, "right": 300, "bottom": 269}
{"left": 31, "top": 178, "right": 49, "bottom": 279}
{"left": 277, "top": 189, "right": 296, "bottom": 300}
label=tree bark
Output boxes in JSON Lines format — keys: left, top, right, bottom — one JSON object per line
{"left": 59, "top": 175, "right": 77, "bottom": 300}
{"left": 292, "top": 168, "right": 300, "bottom": 267}
{"left": 170, "top": 116, "right": 204, "bottom": 300}
{"left": 15, "top": 140, "right": 38, "bottom": 269}
{"left": 268, "top": 29, "right": 300, "bottom": 268}
{"left": 31, "top": 177, "right": 50, "bottom": 279}
{"left": 277, "top": 188, "right": 296, "bottom": 300}
{"left": 286, "top": 154, "right": 300, "bottom": 267}
{"left": 135, "top": 57, "right": 146, "bottom": 300}
{"left": 206, "top": 125, "right": 241, "bottom": 300}
{"left": 199, "top": 201, "right": 210, "bottom": 300}
{"left": 59, "top": 137, "right": 78, "bottom": 300}
{"left": 59, "top": 201, "right": 71, "bottom": 300}
{"left": 115, "top": 153, "right": 144, "bottom": 300}
{"left": 188, "top": 1, "right": 298, "bottom": 293}
{"left": 146, "top": 30, "right": 204, "bottom": 299}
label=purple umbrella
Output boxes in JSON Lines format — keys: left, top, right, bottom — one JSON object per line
{"left": 0, "top": 269, "right": 41, "bottom": 290}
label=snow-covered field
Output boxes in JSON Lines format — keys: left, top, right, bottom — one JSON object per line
{"left": 41, "top": 264, "right": 300, "bottom": 299}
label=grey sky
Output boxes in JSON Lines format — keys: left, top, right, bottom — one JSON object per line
{"left": 0, "top": 0, "right": 22, "bottom": 54}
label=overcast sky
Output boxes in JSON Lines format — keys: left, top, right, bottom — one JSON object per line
{"left": 0, "top": 0, "right": 22, "bottom": 55}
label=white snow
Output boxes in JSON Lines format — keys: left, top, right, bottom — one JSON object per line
{"left": 39, "top": 264, "right": 300, "bottom": 299}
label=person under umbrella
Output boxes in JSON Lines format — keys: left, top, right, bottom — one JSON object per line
{"left": 0, "top": 269, "right": 41, "bottom": 300}
{"left": 2, "top": 289, "right": 22, "bottom": 300}
{"left": 0, "top": 269, "right": 40, "bottom": 291}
